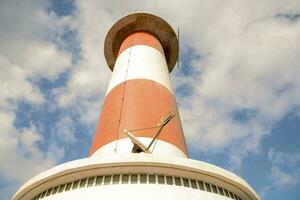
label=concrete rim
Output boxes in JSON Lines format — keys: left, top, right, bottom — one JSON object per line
{"left": 13, "top": 154, "right": 260, "bottom": 200}
{"left": 104, "top": 12, "right": 179, "bottom": 72}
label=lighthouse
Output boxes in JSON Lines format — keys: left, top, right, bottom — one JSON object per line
{"left": 90, "top": 13, "right": 187, "bottom": 158}
{"left": 12, "top": 13, "right": 260, "bottom": 200}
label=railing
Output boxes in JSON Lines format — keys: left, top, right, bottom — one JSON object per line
{"left": 33, "top": 173, "right": 243, "bottom": 200}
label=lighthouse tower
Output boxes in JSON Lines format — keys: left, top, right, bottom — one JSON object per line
{"left": 12, "top": 13, "right": 260, "bottom": 200}
{"left": 90, "top": 13, "right": 187, "bottom": 158}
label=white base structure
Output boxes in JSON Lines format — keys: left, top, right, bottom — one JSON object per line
{"left": 13, "top": 154, "right": 259, "bottom": 200}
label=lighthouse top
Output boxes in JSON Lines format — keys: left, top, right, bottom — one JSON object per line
{"left": 104, "top": 12, "right": 179, "bottom": 72}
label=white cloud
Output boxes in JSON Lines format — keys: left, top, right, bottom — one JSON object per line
{"left": 0, "top": 0, "right": 72, "bottom": 106}
{"left": 270, "top": 166, "right": 297, "bottom": 187}
{"left": 0, "top": 54, "right": 44, "bottom": 108}
{"left": 269, "top": 148, "right": 300, "bottom": 167}
{"left": 0, "top": 111, "right": 55, "bottom": 183}
{"left": 0, "top": 0, "right": 73, "bottom": 198}
{"left": 53, "top": 116, "right": 76, "bottom": 143}
{"left": 3, "top": 39, "right": 72, "bottom": 79}
{"left": 168, "top": 0, "right": 300, "bottom": 169}
{"left": 268, "top": 149, "right": 300, "bottom": 187}
{"left": 55, "top": 1, "right": 112, "bottom": 108}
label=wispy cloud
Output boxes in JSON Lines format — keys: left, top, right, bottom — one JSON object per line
{"left": 0, "top": 111, "right": 55, "bottom": 188}
{"left": 53, "top": 116, "right": 77, "bottom": 143}
{"left": 268, "top": 148, "right": 300, "bottom": 187}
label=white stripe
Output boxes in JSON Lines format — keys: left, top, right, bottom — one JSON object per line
{"left": 91, "top": 137, "right": 187, "bottom": 158}
{"left": 106, "top": 45, "right": 173, "bottom": 95}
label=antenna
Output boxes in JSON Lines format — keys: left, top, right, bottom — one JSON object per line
{"left": 123, "top": 113, "right": 176, "bottom": 153}
{"left": 145, "top": 113, "right": 175, "bottom": 151}
{"left": 177, "top": 28, "right": 180, "bottom": 68}
{"left": 123, "top": 130, "right": 150, "bottom": 153}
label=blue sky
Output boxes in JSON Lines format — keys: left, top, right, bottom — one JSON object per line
{"left": 1, "top": 0, "right": 300, "bottom": 200}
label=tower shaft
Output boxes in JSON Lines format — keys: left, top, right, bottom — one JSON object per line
{"left": 90, "top": 31, "right": 187, "bottom": 157}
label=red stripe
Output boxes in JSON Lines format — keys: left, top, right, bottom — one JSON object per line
{"left": 117, "top": 31, "right": 165, "bottom": 56}
{"left": 89, "top": 79, "right": 187, "bottom": 156}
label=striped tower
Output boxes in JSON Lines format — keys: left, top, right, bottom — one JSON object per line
{"left": 90, "top": 13, "right": 187, "bottom": 158}
{"left": 12, "top": 13, "right": 260, "bottom": 200}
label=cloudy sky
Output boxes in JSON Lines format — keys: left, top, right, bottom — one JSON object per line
{"left": 1, "top": 0, "right": 300, "bottom": 199}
